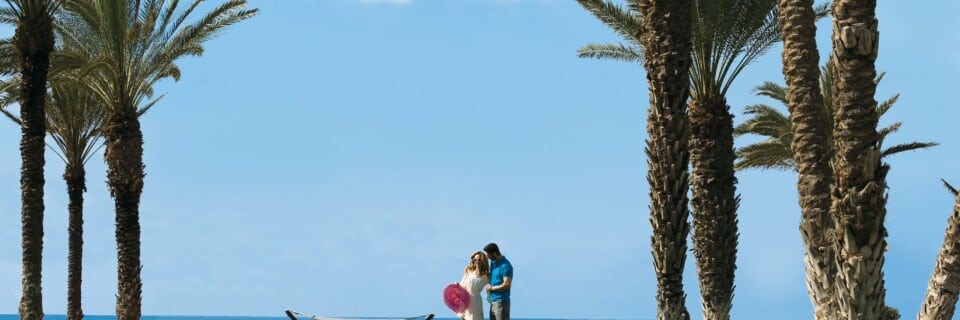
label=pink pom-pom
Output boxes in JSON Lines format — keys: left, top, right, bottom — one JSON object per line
{"left": 443, "top": 283, "right": 470, "bottom": 313}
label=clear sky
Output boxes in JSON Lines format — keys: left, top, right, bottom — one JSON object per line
{"left": 1, "top": 1, "right": 958, "bottom": 319}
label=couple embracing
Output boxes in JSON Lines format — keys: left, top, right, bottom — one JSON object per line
{"left": 456, "top": 243, "right": 513, "bottom": 320}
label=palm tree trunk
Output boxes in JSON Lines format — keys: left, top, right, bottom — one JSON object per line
{"left": 688, "top": 95, "right": 738, "bottom": 320}
{"left": 776, "top": 1, "right": 836, "bottom": 319}
{"left": 13, "top": 10, "right": 54, "bottom": 320}
{"left": 635, "top": 1, "right": 693, "bottom": 319}
{"left": 918, "top": 191, "right": 960, "bottom": 320}
{"left": 830, "top": 1, "right": 887, "bottom": 319}
{"left": 105, "top": 103, "right": 145, "bottom": 320}
{"left": 65, "top": 163, "right": 86, "bottom": 320}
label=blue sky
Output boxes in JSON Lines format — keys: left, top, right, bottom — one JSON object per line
{"left": 0, "top": 1, "right": 958, "bottom": 319}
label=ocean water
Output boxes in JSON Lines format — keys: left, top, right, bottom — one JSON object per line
{"left": 1, "top": 316, "right": 328, "bottom": 320}
{"left": 0, "top": 316, "right": 643, "bottom": 320}
{"left": 1, "top": 316, "right": 418, "bottom": 320}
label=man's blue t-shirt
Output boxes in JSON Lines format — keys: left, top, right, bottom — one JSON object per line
{"left": 489, "top": 257, "right": 513, "bottom": 302}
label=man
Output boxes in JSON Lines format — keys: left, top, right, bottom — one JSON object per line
{"left": 484, "top": 243, "right": 513, "bottom": 320}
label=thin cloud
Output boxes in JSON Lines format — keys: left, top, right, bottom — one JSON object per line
{"left": 473, "top": 0, "right": 561, "bottom": 3}
{"left": 356, "top": 0, "right": 411, "bottom": 4}
{"left": 351, "top": 0, "right": 560, "bottom": 5}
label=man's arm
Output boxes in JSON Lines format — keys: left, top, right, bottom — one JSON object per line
{"left": 488, "top": 276, "right": 511, "bottom": 292}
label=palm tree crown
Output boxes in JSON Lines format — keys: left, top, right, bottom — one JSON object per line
{"left": 578, "top": 0, "right": 827, "bottom": 98}
{"left": 59, "top": 0, "right": 257, "bottom": 112}
{"left": 734, "top": 61, "right": 938, "bottom": 171}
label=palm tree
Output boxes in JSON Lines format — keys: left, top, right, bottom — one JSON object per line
{"left": 2, "top": 14, "right": 157, "bottom": 319}
{"left": 578, "top": 1, "right": 695, "bottom": 319}
{"left": 48, "top": 78, "right": 103, "bottom": 320}
{"left": 0, "top": 1, "right": 60, "bottom": 320}
{"left": 57, "top": 1, "right": 257, "bottom": 319}
{"left": 752, "top": 0, "right": 837, "bottom": 304}
{"left": 773, "top": 16, "right": 833, "bottom": 314}
{"left": 1, "top": 16, "right": 153, "bottom": 317}
{"left": 0, "top": 73, "right": 108, "bottom": 320}
{"left": 1, "top": 78, "right": 161, "bottom": 320}
{"left": 919, "top": 180, "right": 960, "bottom": 320}
{"left": 828, "top": 0, "right": 887, "bottom": 319}
{"left": 579, "top": 1, "right": 827, "bottom": 318}
{"left": 736, "top": 62, "right": 934, "bottom": 320}
{"left": 735, "top": 63, "right": 938, "bottom": 171}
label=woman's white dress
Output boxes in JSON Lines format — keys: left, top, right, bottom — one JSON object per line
{"left": 457, "top": 272, "right": 486, "bottom": 320}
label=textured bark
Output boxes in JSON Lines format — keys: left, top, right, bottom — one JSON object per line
{"left": 66, "top": 163, "right": 86, "bottom": 320}
{"left": 918, "top": 192, "right": 960, "bottom": 320}
{"left": 777, "top": 1, "right": 836, "bottom": 319}
{"left": 688, "top": 95, "right": 739, "bottom": 320}
{"left": 830, "top": 1, "right": 887, "bottom": 319}
{"left": 105, "top": 103, "right": 145, "bottom": 320}
{"left": 14, "top": 9, "right": 54, "bottom": 320}
{"left": 635, "top": 0, "right": 693, "bottom": 319}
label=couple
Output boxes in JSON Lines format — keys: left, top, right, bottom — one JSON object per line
{"left": 456, "top": 243, "right": 513, "bottom": 320}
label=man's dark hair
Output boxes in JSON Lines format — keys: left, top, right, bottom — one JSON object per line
{"left": 483, "top": 243, "right": 501, "bottom": 255}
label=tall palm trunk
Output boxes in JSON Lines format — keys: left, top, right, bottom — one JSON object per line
{"left": 829, "top": 1, "right": 887, "bottom": 319}
{"left": 13, "top": 9, "right": 54, "bottom": 320}
{"left": 636, "top": 0, "right": 693, "bottom": 319}
{"left": 65, "top": 162, "right": 86, "bottom": 320}
{"left": 776, "top": 0, "right": 835, "bottom": 318}
{"left": 688, "top": 95, "right": 739, "bottom": 320}
{"left": 918, "top": 190, "right": 960, "bottom": 320}
{"left": 105, "top": 102, "right": 145, "bottom": 320}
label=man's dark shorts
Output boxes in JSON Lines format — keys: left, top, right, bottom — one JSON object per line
{"left": 490, "top": 301, "right": 510, "bottom": 320}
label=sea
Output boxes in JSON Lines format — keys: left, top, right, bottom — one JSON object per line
{"left": 0, "top": 316, "right": 646, "bottom": 320}
{"left": 2, "top": 316, "right": 445, "bottom": 320}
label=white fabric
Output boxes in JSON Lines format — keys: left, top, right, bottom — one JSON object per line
{"left": 457, "top": 272, "right": 487, "bottom": 320}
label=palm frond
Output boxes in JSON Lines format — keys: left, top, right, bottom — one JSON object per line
{"left": 691, "top": 0, "right": 830, "bottom": 99}
{"left": 577, "top": 43, "right": 643, "bottom": 63}
{"left": 0, "top": 77, "right": 21, "bottom": 126}
{"left": 691, "top": 0, "right": 779, "bottom": 97}
{"left": 61, "top": 0, "right": 257, "bottom": 115}
{"left": 880, "top": 142, "right": 939, "bottom": 158}
{"left": 735, "top": 139, "right": 795, "bottom": 171}
{"left": 877, "top": 93, "right": 899, "bottom": 116}
{"left": 874, "top": 71, "right": 886, "bottom": 85}
{"left": 752, "top": 81, "right": 788, "bottom": 105}
{"left": 1, "top": 67, "right": 108, "bottom": 166}
{"left": 0, "top": 6, "right": 109, "bottom": 166}
{"left": 820, "top": 58, "right": 836, "bottom": 117}
{"left": 878, "top": 122, "right": 901, "bottom": 140}
{"left": 3, "top": 0, "right": 62, "bottom": 21}
{"left": 0, "top": 76, "right": 19, "bottom": 106}
{"left": 575, "top": 0, "right": 641, "bottom": 43}
{"left": 0, "top": 91, "right": 18, "bottom": 110}
{"left": 720, "top": 0, "right": 781, "bottom": 96}
{"left": 136, "top": 94, "right": 164, "bottom": 117}
{"left": 0, "top": 37, "right": 16, "bottom": 76}
{"left": 0, "top": 7, "right": 19, "bottom": 24}
{"left": 733, "top": 104, "right": 790, "bottom": 138}
{"left": 942, "top": 179, "right": 958, "bottom": 197}
{"left": 162, "top": 0, "right": 258, "bottom": 61}
{"left": 0, "top": 107, "right": 21, "bottom": 125}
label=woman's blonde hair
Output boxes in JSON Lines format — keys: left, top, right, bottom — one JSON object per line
{"left": 465, "top": 251, "right": 491, "bottom": 279}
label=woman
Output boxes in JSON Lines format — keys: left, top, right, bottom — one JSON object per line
{"left": 457, "top": 251, "right": 490, "bottom": 320}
